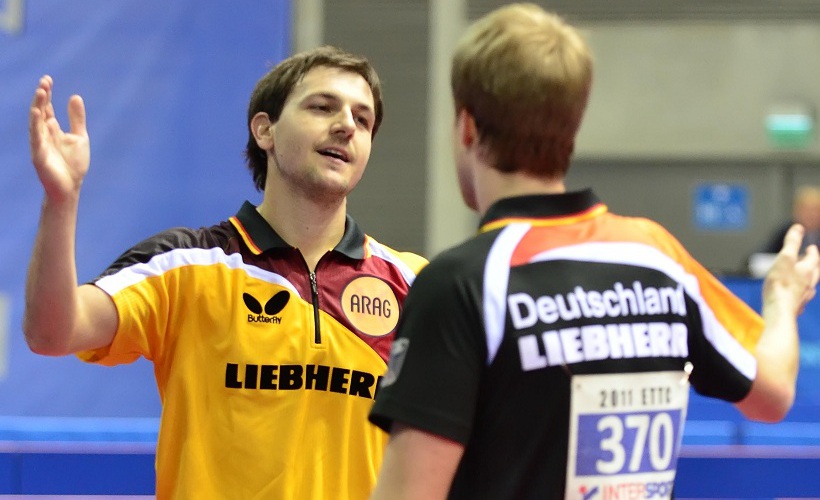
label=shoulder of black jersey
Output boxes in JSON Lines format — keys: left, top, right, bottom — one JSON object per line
{"left": 96, "top": 221, "right": 234, "bottom": 279}
{"left": 414, "top": 233, "right": 495, "bottom": 285}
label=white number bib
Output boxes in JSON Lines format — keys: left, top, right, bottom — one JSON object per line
{"left": 565, "top": 371, "right": 689, "bottom": 500}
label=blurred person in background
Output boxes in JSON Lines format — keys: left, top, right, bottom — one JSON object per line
{"left": 758, "top": 185, "right": 820, "bottom": 254}
{"left": 748, "top": 185, "right": 820, "bottom": 277}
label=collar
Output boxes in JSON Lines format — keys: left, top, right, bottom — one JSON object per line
{"left": 229, "top": 201, "right": 367, "bottom": 259}
{"left": 479, "top": 189, "right": 608, "bottom": 233}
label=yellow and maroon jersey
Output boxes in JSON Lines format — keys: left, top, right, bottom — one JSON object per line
{"left": 371, "top": 189, "right": 763, "bottom": 499}
{"left": 79, "top": 201, "right": 427, "bottom": 499}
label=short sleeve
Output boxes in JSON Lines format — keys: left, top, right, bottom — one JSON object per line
{"left": 370, "top": 252, "right": 487, "bottom": 444}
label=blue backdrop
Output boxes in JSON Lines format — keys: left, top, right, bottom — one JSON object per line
{"left": 2, "top": 0, "right": 819, "bottom": 426}
{"left": 0, "top": 0, "right": 290, "bottom": 417}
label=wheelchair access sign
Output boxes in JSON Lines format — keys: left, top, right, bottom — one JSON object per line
{"left": 693, "top": 183, "right": 748, "bottom": 231}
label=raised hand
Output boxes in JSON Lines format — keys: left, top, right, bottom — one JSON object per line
{"left": 28, "top": 75, "right": 90, "bottom": 202}
{"left": 764, "top": 223, "right": 820, "bottom": 316}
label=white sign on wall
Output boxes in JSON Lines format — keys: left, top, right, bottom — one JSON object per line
{"left": 0, "top": 0, "right": 24, "bottom": 35}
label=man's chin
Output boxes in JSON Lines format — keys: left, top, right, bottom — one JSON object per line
{"left": 305, "top": 180, "right": 353, "bottom": 203}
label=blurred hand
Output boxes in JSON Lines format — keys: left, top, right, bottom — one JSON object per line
{"left": 28, "top": 75, "right": 90, "bottom": 202}
{"left": 763, "top": 224, "right": 820, "bottom": 317}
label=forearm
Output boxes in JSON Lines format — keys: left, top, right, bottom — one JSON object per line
{"left": 24, "top": 195, "right": 83, "bottom": 355}
{"left": 760, "top": 299, "right": 800, "bottom": 380}
{"left": 371, "top": 425, "right": 463, "bottom": 500}
{"left": 735, "top": 295, "right": 800, "bottom": 422}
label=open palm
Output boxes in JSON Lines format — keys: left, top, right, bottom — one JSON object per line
{"left": 28, "top": 75, "right": 90, "bottom": 201}
{"left": 764, "top": 224, "right": 820, "bottom": 316}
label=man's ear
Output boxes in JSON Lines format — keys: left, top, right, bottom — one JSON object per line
{"left": 250, "top": 112, "right": 274, "bottom": 149}
{"left": 456, "top": 108, "right": 478, "bottom": 149}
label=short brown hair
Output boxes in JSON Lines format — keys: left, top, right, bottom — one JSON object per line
{"left": 244, "top": 45, "right": 383, "bottom": 191}
{"left": 451, "top": 3, "right": 593, "bottom": 177}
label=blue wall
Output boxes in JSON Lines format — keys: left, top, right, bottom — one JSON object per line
{"left": 0, "top": 0, "right": 290, "bottom": 417}
{"left": 3, "top": 445, "right": 819, "bottom": 497}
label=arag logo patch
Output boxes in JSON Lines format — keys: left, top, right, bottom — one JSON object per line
{"left": 341, "top": 276, "right": 399, "bottom": 337}
{"left": 243, "top": 291, "right": 289, "bottom": 324}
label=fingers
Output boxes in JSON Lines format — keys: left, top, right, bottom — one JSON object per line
{"left": 30, "top": 79, "right": 49, "bottom": 123}
{"left": 779, "top": 223, "right": 805, "bottom": 259}
{"left": 42, "top": 75, "right": 56, "bottom": 122}
{"left": 30, "top": 76, "right": 89, "bottom": 147}
{"left": 31, "top": 75, "right": 55, "bottom": 119}
{"left": 67, "top": 95, "right": 87, "bottom": 137}
{"left": 29, "top": 89, "right": 45, "bottom": 131}
{"left": 29, "top": 76, "right": 54, "bottom": 140}
{"left": 791, "top": 244, "right": 820, "bottom": 315}
{"left": 41, "top": 74, "right": 53, "bottom": 92}
{"left": 29, "top": 88, "right": 49, "bottom": 158}
{"left": 801, "top": 244, "right": 820, "bottom": 289}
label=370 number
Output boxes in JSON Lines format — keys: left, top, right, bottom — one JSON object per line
{"left": 576, "top": 410, "right": 682, "bottom": 476}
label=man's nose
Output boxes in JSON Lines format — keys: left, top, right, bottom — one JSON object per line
{"left": 331, "top": 109, "right": 356, "bottom": 135}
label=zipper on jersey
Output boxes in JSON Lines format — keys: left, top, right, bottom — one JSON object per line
{"left": 309, "top": 271, "right": 322, "bottom": 344}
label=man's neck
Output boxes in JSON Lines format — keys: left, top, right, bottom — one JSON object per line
{"left": 256, "top": 190, "right": 348, "bottom": 271}
{"left": 475, "top": 165, "right": 566, "bottom": 215}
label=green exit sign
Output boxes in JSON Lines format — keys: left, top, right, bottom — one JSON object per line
{"left": 765, "top": 112, "right": 815, "bottom": 149}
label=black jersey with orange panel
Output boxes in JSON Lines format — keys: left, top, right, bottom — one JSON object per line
{"left": 370, "top": 189, "right": 762, "bottom": 499}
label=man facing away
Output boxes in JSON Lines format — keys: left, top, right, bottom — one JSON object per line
{"left": 369, "top": 4, "right": 819, "bottom": 499}
{"left": 25, "top": 45, "right": 426, "bottom": 499}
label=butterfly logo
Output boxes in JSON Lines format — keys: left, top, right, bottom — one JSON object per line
{"left": 243, "top": 291, "right": 290, "bottom": 316}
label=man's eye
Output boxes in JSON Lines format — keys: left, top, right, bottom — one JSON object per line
{"left": 356, "top": 117, "right": 370, "bottom": 128}
{"left": 310, "top": 104, "right": 331, "bottom": 112}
